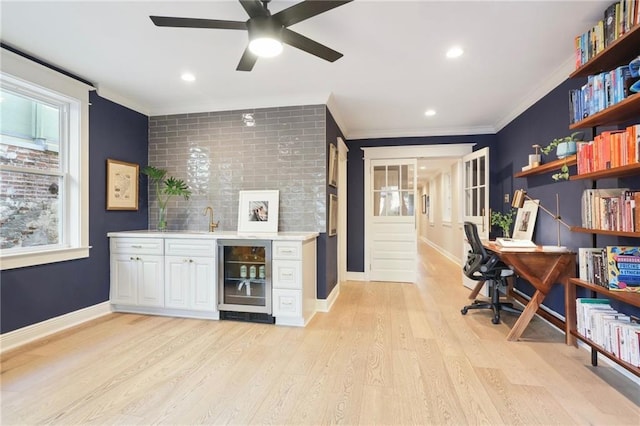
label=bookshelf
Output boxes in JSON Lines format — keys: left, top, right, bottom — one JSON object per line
{"left": 564, "top": 18, "right": 640, "bottom": 374}
{"left": 569, "top": 94, "right": 640, "bottom": 130}
{"left": 565, "top": 278, "right": 640, "bottom": 376}
{"left": 570, "top": 162, "right": 640, "bottom": 180}
{"left": 569, "top": 25, "right": 640, "bottom": 79}
{"left": 514, "top": 155, "right": 576, "bottom": 178}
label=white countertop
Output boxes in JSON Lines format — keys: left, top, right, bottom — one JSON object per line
{"left": 107, "top": 230, "right": 319, "bottom": 241}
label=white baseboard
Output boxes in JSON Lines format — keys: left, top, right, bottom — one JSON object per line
{"left": 0, "top": 301, "right": 111, "bottom": 354}
{"left": 317, "top": 282, "right": 340, "bottom": 312}
{"left": 423, "top": 237, "right": 461, "bottom": 265}
{"left": 346, "top": 271, "right": 365, "bottom": 281}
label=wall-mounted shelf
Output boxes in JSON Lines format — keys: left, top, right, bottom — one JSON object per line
{"left": 570, "top": 25, "right": 640, "bottom": 78}
{"left": 514, "top": 155, "right": 576, "bottom": 178}
{"left": 570, "top": 226, "right": 640, "bottom": 238}
{"left": 566, "top": 278, "right": 640, "bottom": 377}
{"left": 570, "top": 162, "right": 640, "bottom": 180}
{"left": 569, "top": 94, "right": 640, "bottom": 130}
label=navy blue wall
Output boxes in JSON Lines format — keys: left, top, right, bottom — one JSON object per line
{"left": 0, "top": 92, "right": 148, "bottom": 334}
{"left": 345, "top": 134, "right": 499, "bottom": 272}
{"left": 495, "top": 78, "right": 640, "bottom": 317}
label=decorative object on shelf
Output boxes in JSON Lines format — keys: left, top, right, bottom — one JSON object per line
{"left": 529, "top": 144, "right": 541, "bottom": 167}
{"left": 490, "top": 209, "right": 516, "bottom": 237}
{"left": 237, "top": 190, "right": 279, "bottom": 235}
{"left": 141, "top": 165, "right": 192, "bottom": 231}
{"left": 540, "top": 132, "right": 583, "bottom": 180}
{"left": 106, "top": 159, "right": 139, "bottom": 211}
{"left": 629, "top": 55, "right": 640, "bottom": 93}
{"left": 512, "top": 189, "right": 571, "bottom": 247}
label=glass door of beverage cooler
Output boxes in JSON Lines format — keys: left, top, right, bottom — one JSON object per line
{"left": 218, "top": 240, "right": 271, "bottom": 314}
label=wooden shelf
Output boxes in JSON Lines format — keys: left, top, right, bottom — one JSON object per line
{"left": 514, "top": 155, "right": 576, "bottom": 178}
{"left": 569, "top": 330, "right": 640, "bottom": 376}
{"left": 570, "top": 162, "right": 640, "bottom": 180}
{"left": 568, "top": 277, "right": 640, "bottom": 306}
{"left": 570, "top": 227, "right": 640, "bottom": 238}
{"left": 570, "top": 25, "right": 640, "bottom": 78}
{"left": 569, "top": 94, "right": 640, "bottom": 130}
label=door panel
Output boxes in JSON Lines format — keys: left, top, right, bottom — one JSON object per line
{"left": 461, "top": 148, "right": 490, "bottom": 291}
{"left": 367, "top": 159, "right": 417, "bottom": 283}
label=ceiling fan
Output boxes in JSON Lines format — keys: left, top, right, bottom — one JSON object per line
{"left": 150, "top": 0, "right": 353, "bottom": 72}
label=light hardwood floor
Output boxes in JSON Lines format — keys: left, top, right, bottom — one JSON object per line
{"left": 2, "top": 242, "right": 639, "bottom": 425}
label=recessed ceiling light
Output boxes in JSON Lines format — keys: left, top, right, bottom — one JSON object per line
{"left": 446, "top": 46, "right": 464, "bottom": 59}
{"left": 424, "top": 109, "right": 436, "bottom": 117}
{"left": 181, "top": 73, "right": 196, "bottom": 82}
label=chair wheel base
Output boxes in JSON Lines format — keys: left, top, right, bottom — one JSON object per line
{"left": 461, "top": 307, "right": 468, "bottom": 315}
{"left": 492, "top": 316, "right": 500, "bottom": 324}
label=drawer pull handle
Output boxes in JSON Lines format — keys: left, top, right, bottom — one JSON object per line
{"left": 282, "top": 272, "right": 294, "bottom": 279}
{"left": 281, "top": 249, "right": 294, "bottom": 254}
{"left": 131, "top": 245, "right": 143, "bottom": 248}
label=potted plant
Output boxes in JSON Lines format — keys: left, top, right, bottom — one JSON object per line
{"left": 490, "top": 209, "right": 516, "bottom": 238}
{"left": 540, "top": 132, "right": 583, "bottom": 181}
{"left": 141, "top": 165, "right": 191, "bottom": 231}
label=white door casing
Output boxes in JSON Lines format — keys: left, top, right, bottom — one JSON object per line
{"left": 337, "top": 137, "right": 348, "bottom": 285}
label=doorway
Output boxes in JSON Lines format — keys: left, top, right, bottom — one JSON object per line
{"left": 363, "top": 144, "right": 475, "bottom": 283}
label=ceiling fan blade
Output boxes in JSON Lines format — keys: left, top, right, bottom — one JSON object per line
{"left": 239, "top": 0, "right": 269, "bottom": 18}
{"left": 237, "top": 47, "right": 259, "bottom": 71}
{"left": 273, "top": 0, "right": 353, "bottom": 27}
{"left": 150, "top": 16, "right": 246, "bottom": 30}
{"left": 281, "top": 28, "right": 343, "bottom": 62}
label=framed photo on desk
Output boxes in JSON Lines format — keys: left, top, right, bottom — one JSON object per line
{"left": 512, "top": 199, "right": 539, "bottom": 241}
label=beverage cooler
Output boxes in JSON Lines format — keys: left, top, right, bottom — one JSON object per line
{"left": 217, "top": 240, "right": 272, "bottom": 320}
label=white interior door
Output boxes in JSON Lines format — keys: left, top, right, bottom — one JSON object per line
{"left": 461, "top": 147, "right": 490, "bottom": 291}
{"left": 366, "top": 158, "right": 417, "bottom": 283}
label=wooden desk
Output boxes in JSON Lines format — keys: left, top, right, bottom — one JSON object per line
{"left": 481, "top": 242, "right": 576, "bottom": 342}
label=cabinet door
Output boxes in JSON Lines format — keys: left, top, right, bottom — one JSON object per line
{"left": 110, "top": 254, "right": 137, "bottom": 304}
{"left": 137, "top": 255, "right": 165, "bottom": 307}
{"left": 190, "top": 257, "right": 216, "bottom": 311}
{"left": 165, "top": 256, "right": 190, "bottom": 309}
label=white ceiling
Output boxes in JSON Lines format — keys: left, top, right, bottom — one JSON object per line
{"left": 1, "top": 1, "right": 609, "bottom": 140}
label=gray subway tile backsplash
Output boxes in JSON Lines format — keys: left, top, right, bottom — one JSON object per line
{"left": 147, "top": 105, "right": 326, "bottom": 233}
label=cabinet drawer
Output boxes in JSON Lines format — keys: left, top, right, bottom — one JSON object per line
{"left": 272, "top": 289, "right": 301, "bottom": 317}
{"left": 272, "top": 241, "right": 301, "bottom": 260}
{"left": 110, "top": 238, "right": 163, "bottom": 255}
{"left": 165, "top": 239, "right": 216, "bottom": 257}
{"left": 272, "top": 260, "right": 301, "bottom": 289}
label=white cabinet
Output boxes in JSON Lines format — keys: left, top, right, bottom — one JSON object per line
{"left": 109, "top": 232, "right": 317, "bottom": 325}
{"left": 272, "top": 239, "right": 317, "bottom": 326}
{"left": 109, "top": 238, "right": 164, "bottom": 307}
{"left": 164, "top": 239, "right": 216, "bottom": 312}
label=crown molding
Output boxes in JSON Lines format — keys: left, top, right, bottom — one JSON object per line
{"left": 494, "top": 54, "right": 575, "bottom": 132}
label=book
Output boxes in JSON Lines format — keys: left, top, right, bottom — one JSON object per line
{"left": 606, "top": 246, "right": 640, "bottom": 291}
{"left": 579, "top": 247, "right": 605, "bottom": 282}
{"left": 604, "top": 2, "right": 618, "bottom": 47}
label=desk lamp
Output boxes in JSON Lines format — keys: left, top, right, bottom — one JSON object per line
{"left": 512, "top": 189, "right": 571, "bottom": 247}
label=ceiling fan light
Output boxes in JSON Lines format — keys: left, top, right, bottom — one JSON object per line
{"left": 249, "top": 37, "right": 283, "bottom": 58}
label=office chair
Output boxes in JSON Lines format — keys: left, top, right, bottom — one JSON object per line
{"left": 460, "top": 221, "right": 521, "bottom": 324}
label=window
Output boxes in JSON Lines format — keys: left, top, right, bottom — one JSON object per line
{"left": 428, "top": 179, "right": 435, "bottom": 224}
{"left": 372, "top": 164, "right": 415, "bottom": 216}
{"left": 0, "top": 49, "right": 89, "bottom": 270}
{"left": 441, "top": 171, "right": 452, "bottom": 222}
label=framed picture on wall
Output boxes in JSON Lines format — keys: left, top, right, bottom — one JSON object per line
{"left": 422, "top": 194, "right": 427, "bottom": 214}
{"left": 328, "top": 143, "right": 338, "bottom": 187}
{"left": 329, "top": 194, "right": 338, "bottom": 236}
{"left": 237, "top": 190, "right": 279, "bottom": 235}
{"left": 106, "top": 158, "right": 139, "bottom": 210}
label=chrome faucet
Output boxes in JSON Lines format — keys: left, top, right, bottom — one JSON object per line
{"left": 203, "top": 206, "right": 219, "bottom": 232}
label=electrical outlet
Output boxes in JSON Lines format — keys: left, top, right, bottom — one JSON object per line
{"left": 504, "top": 193, "right": 510, "bottom": 203}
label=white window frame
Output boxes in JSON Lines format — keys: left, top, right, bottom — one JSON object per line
{"left": 0, "top": 49, "right": 90, "bottom": 270}
{"left": 428, "top": 179, "right": 435, "bottom": 224}
{"left": 441, "top": 170, "right": 452, "bottom": 223}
